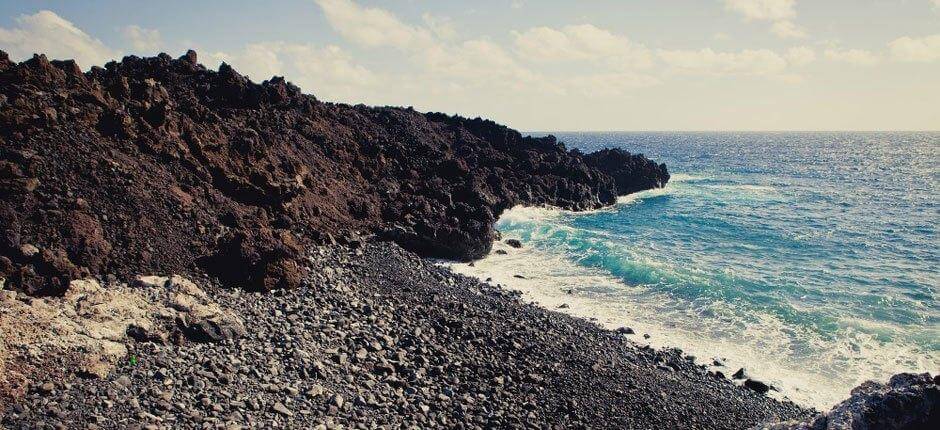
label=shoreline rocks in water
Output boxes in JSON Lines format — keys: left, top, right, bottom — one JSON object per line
{"left": 756, "top": 373, "right": 939, "bottom": 430}
{"left": 2, "top": 243, "right": 813, "bottom": 429}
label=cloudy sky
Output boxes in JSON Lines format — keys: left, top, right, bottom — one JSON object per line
{"left": 1, "top": 0, "right": 938, "bottom": 131}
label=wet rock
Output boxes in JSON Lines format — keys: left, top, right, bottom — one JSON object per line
{"left": 744, "top": 379, "right": 770, "bottom": 394}
{"left": 505, "top": 239, "right": 523, "bottom": 248}
{"left": 758, "top": 373, "right": 938, "bottom": 430}
{"left": 733, "top": 368, "right": 747, "bottom": 380}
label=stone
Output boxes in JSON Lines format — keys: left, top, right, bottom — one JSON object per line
{"left": 19, "top": 244, "right": 40, "bottom": 258}
{"left": 744, "top": 379, "right": 770, "bottom": 394}
{"left": 305, "top": 385, "right": 324, "bottom": 398}
{"left": 271, "top": 402, "right": 292, "bottom": 417}
{"left": 114, "top": 376, "right": 132, "bottom": 388}
{"left": 504, "top": 239, "right": 523, "bottom": 248}
{"left": 330, "top": 394, "right": 345, "bottom": 409}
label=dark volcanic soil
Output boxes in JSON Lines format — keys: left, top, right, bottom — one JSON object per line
{"left": 1, "top": 243, "right": 811, "bottom": 429}
{"left": 0, "top": 50, "right": 668, "bottom": 296}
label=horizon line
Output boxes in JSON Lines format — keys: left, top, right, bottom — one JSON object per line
{"left": 524, "top": 130, "right": 940, "bottom": 133}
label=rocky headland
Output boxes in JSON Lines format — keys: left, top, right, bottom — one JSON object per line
{"left": 0, "top": 49, "right": 667, "bottom": 296}
{"left": 0, "top": 51, "right": 936, "bottom": 428}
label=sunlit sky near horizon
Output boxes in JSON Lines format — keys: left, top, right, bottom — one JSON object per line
{"left": 1, "top": 0, "right": 938, "bottom": 131}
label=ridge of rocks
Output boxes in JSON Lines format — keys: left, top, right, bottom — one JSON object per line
{"left": 0, "top": 50, "right": 669, "bottom": 295}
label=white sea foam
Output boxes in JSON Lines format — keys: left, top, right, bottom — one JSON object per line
{"left": 615, "top": 187, "right": 673, "bottom": 205}
{"left": 668, "top": 173, "right": 708, "bottom": 182}
{"left": 444, "top": 205, "right": 940, "bottom": 410}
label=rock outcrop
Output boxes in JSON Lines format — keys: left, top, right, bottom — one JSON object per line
{"left": 0, "top": 275, "right": 242, "bottom": 406}
{"left": 755, "top": 373, "right": 939, "bottom": 430}
{"left": 0, "top": 50, "right": 669, "bottom": 295}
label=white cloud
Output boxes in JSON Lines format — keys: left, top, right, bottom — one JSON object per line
{"left": 314, "top": 0, "right": 657, "bottom": 99}
{"left": 209, "top": 42, "right": 380, "bottom": 101}
{"left": 824, "top": 48, "right": 882, "bottom": 66}
{"left": 121, "top": 25, "right": 162, "bottom": 53}
{"left": 889, "top": 34, "right": 940, "bottom": 62}
{"left": 314, "top": 0, "right": 434, "bottom": 50}
{"left": 785, "top": 46, "right": 816, "bottom": 66}
{"left": 0, "top": 10, "right": 118, "bottom": 67}
{"left": 724, "top": 0, "right": 807, "bottom": 40}
{"left": 513, "top": 24, "right": 653, "bottom": 68}
{"left": 657, "top": 48, "right": 788, "bottom": 76}
{"left": 724, "top": 0, "right": 796, "bottom": 21}
{"left": 422, "top": 13, "right": 457, "bottom": 40}
{"left": 420, "top": 39, "right": 552, "bottom": 94}
{"left": 934, "top": 0, "right": 940, "bottom": 9}
{"left": 563, "top": 72, "right": 660, "bottom": 97}
{"left": 771, "top": 20, "right": 807, "bottom": 39}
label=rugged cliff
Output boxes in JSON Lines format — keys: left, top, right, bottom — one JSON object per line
{"left": 0, "top": 50, "right": 669, "bottom": 295}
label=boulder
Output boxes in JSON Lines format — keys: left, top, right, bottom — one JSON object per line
{"left": 756, "top": 373, "right": 939, "bottom": 430}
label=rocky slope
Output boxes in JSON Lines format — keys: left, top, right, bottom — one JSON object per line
{"left": 0, "top": 50, "right": 668, "bottom": 296}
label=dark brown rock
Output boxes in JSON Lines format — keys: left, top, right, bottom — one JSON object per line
{"left": 0, "top": 50, "right": 669, "bottom": 295}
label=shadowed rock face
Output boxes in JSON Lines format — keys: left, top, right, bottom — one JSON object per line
{"left": 0, "top": 50, "right": 669, "bottom": 294}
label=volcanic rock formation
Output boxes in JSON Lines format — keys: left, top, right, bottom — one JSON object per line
{"left": 0, "top": 50, "right": 668, "bottom": 295}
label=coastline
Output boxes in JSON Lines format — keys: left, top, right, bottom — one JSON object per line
{"left": 446, "top": 199, "right": 939, "bottom": 411}
{"left": 1, "top": 242, "right": 812, "bottom": 428}
{"left": 0, "top": 50, "right": 935, "bottom": 428}
{"left": 447, "top": 230, "right": 824, "bottom": 408}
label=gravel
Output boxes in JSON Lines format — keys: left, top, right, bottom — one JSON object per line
{"left": 1, "top": 242, "right": 812, "bottom": 429}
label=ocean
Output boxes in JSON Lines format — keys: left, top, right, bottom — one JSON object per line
{"left": 448, "top": 131, "right": 939, "bottom": 409}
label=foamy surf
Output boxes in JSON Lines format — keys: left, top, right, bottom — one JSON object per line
{"left": 445, "top": 202, "right": 940, "bottom": 410}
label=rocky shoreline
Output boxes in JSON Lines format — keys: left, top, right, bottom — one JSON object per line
{"left": 3, "top": 242, "right": 815, "bottom": 429}
{"left": 1, "top": 49, "right": 937, "bottom": 429}
{"left": 0, "top": 50, "right": 669, "bottom": 295}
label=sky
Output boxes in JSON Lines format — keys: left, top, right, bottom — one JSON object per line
{"left": 1, "top": 0, "right": 938, "bottom": 131}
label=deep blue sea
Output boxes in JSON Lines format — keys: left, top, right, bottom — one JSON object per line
{"left": 449, "top": 132, "right": 939, "bottom": 408}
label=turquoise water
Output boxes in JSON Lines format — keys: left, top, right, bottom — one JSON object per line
{"left": 451, "top": 132, "right": 939, "bottom": 408}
